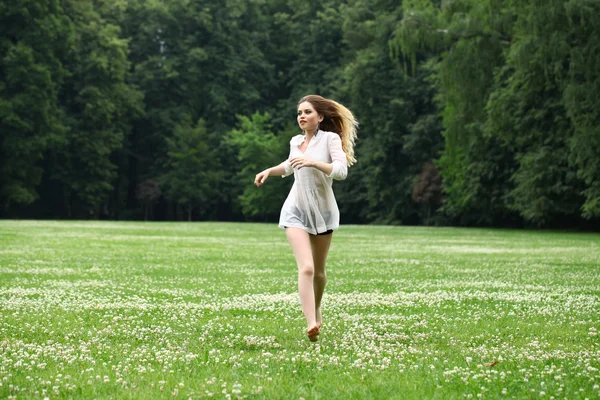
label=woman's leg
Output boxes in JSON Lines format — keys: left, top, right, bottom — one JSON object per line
{"left": 285, "top": 228, "right": 319, "bottom": 335}
{"left": 310, "top": 233, "right": 332, "bottom": 328}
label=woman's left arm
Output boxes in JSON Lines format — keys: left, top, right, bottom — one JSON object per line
{"left": 325, "top": 134, "right": 348, "bottom": 180}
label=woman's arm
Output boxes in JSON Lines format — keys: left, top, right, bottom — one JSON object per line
{"left": 254, "top": 162, "right": 290, "bottom": 187}
{"left": 306, "top": 160, "right": 333, "bottom": 176}
{"left": 325, "top": 134, "right": 348, "bottom": 180}
{"left": 266, "top": 164, "right": 287, "bottom": 177}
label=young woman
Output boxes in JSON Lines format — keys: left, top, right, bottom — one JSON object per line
{"left": 254, "top": 95, "right": 358, "bottom": 342}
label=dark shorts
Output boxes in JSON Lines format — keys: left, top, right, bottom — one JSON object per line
{"left": 284, "top": 227, "right": 333, "bottom": 236}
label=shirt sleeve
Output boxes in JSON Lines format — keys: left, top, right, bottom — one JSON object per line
{"left": 326, "top": 134, "right": 348, "bottom": 180}
{"left": 280, "top": 142, "right": 294, "bottom": 178}
{"left": 280, "top": 159, "right": 293, "bottom": 178}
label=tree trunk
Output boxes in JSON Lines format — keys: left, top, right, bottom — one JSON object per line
{"left": 126, "top": 125, "right": 138, "bottom": 210}
{"left": 188, "top": 205, "right": 192, "bottom": 222}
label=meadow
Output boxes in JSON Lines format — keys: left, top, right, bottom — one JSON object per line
{"left": 0, "top": 220, "right": 599, "bottom": 399}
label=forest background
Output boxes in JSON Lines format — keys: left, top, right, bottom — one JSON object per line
{"left": 2, "top": 0, "right": 599, "bottom": 229}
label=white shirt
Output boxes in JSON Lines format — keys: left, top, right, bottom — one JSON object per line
{"left": 278, "top": 130, "right": 348, "bottom": 235}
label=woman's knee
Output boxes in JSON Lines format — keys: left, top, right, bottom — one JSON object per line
{"left": 314, "top": 269, "right": 326, "bottom": 281}
{"left": 298, "top": 263, "right": 315, "bottom": 277}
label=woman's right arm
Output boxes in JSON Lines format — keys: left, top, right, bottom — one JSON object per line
{"left": 254, "top": 162, "right": 289, "bottom": 187}
{"left": 255, "top": 139, "right": 295, "bottom": 187}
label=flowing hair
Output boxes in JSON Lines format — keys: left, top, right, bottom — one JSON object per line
{"left": 298, "top": 95, "right": 358, "bottom": 166}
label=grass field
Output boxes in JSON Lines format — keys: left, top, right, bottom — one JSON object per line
{"left": 0, "top": 220, "right": 599, "bottom": 399}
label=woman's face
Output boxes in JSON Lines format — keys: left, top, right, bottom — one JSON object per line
{"left": 297, "top": 101, "right": 322, "bottom": 132}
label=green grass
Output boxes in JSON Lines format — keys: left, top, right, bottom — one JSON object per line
{"left": 0, "top": 220, "right": 599, "bottom": 399}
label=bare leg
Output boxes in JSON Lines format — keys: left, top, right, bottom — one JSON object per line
{"left": 310, "top": 233, "right": 332, "bottom": 328}
{"left": 286, "top": 228, "right": 319, "bottom": 339}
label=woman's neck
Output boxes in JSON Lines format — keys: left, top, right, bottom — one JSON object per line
{"left": 304, "top": 127, "right": 318, "bottom": 139}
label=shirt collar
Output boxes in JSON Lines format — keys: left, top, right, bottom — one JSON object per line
{"left": 303, "top": 129, "right": 320, "bottom": 140}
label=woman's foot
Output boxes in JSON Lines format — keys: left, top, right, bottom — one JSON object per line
{"left": 307, "top": 325, "right": 320, "bottom": 342}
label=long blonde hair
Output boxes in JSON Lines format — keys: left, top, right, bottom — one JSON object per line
{"left": 298, "top": 95, "right": 358, "bottom": 166}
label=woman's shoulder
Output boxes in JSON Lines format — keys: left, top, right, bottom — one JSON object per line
{"left": 320, "top": 130, "right": 341, "bottom": 141}
{"left": 289, "top": 134, "right": 304, "bottom": 146}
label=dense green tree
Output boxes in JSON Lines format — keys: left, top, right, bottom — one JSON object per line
{"left": 161, "top": 117, "right": 222, "bottom": 221}
{"left": 227, "top": 112, "right": 294, "bottom": 221}
{"left": 1, "top": 0, "right": 598, "bottom": 228}
{"left": 49, "top": 0, "right": 143, "bottom": 218}
{"left": 118, "top": 0, "right": 275, "bottom": 220}
{"left": 484, "top": 0, "right": 590, "bottom": 225}
{"left": 395, "top": 0, "right": 599, "bottom": 227}
{"left": 261, "top": 0, "right": 348, "bottom": 130}
{"left": 561, "top": 0, "right": 600, "bottom": 218}
{"left": 0, "top": 0, "right": 73, "bottom": 214}
{"left": 394, "top": 0, "right": 517, "bottom": 225}
{"left": 336, "top": 0, "right": 443, "bottom": 224}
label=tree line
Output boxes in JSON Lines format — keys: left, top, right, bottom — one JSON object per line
{"left": 1, "top": 0, "right": 598, "bottom": 229}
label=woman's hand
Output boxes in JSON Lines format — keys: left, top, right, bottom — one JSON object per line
{"left": 254, "top": 169, "right": 270, "bottom": 187}
{"left": 289, "top": 156, "right": 315, "bottom": 170}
